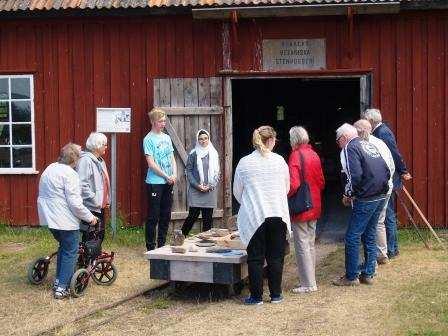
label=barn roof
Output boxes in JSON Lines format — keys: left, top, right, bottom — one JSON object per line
{"left": 0, "top": 0, "right": 416, "bottom": 12}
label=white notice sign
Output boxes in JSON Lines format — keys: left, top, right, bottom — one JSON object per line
{"left": 96, "top": 108, "right": 131, "bottom": 133}
{"left": 262, "top": 39, "right": 326, "bottom": 71}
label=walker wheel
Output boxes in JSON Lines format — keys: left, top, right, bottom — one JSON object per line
{"left": 92, "top": 262, "right": 118, "bottom": 286}
{"left": 70, "top": 268, "right": 90, "bottom": 297}
{"left": 27, "top": 257, "right": 49, "bottom": 285}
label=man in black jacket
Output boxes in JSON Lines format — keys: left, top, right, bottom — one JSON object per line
{"left": 363, "top": 109, "right": 412, "bottom": 259}
{"left": 333, "top": 123, "right": 390, "bottom": 286}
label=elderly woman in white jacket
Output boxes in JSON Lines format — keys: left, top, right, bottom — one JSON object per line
{"left": 233, "top": 126, "right": 290, "bottom": 305}
{"left": 38, "top": 143, "right": 97, "bottom": 299}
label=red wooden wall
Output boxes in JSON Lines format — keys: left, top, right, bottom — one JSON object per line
{"left": 0, "top": 16, "right": 222, "bottom": 226}
{"left": 229, "top": 12, "right": 448, "bottom": 227}
{"left": 0, "top": 10, "right": 447, "bottom": 228}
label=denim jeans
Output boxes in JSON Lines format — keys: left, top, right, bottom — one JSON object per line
{"left": 385, "top": 193, "right": 399, "bottom": 257}
{"left": 50, "top": 229, "right": 79, "bottom": 288}
{"left": 345, "top": 198, "right": 386, "bottom": 280}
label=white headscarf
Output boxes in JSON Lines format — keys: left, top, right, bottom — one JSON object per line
{"left": 191, "top": 129, "right": 220, "bottom": 186}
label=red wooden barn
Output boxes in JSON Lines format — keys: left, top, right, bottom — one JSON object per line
{"left": 0, "top": 0, "right": 447, "bottom": 228}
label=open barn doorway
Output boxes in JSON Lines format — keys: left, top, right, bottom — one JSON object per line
{"left": 231, "top": 77, "right": 364, "bottom": 239}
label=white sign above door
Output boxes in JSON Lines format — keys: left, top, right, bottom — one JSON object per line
{"left": 262, "top": 39, "right": 326, "bottom": 71}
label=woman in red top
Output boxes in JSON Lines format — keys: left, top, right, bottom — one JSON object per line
{"left": 287, "top": 126, "right": 325, "bottom": 294}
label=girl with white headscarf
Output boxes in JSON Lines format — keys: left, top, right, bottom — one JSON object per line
{"left": 181, "top": 129, "right": 220, "bottom": 236}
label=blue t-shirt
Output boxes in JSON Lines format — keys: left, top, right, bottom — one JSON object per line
{"left": 143, "top": 131, "right": 174, "bottom": 184}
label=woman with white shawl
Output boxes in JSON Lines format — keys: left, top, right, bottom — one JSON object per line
{"left": 181, "top": 129, "right": 220, "bottom": 236}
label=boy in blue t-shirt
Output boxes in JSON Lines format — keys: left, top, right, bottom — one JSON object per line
{"left": 143, "top": 108, "right": 177, "bottom": 251}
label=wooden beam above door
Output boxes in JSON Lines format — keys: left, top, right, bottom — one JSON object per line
{"left": 163, "top": 107, "right": 224, "bottom": 116}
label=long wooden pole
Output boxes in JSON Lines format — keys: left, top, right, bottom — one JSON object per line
{"left": 396, "top": 192, "right": 431, "bottom": 249}
{"left": 401, "top": 186, "right": 445, "bottom": 248}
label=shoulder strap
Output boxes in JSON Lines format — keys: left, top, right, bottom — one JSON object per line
{"left": 299, "top": 151, "right": 306, "bottom": 182}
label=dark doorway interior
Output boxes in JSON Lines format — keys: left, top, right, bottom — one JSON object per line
{"left": 232, "top": 77, "right": 361, "bottom": 239}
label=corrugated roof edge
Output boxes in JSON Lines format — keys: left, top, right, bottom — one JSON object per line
{"left": 0, "top": 0, "right": 443, "bottom": 13}
{"left": 0, "top": 0, "right": 414, "bottom": 12}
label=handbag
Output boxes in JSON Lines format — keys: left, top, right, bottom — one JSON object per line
{"left": 288, "top": 151, "right": 313, "bottom": 215}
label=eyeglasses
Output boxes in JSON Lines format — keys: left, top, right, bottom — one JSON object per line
{"left": 336, "top": 135, "right": 345, "bottom": 145}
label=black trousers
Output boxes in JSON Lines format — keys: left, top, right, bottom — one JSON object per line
{"left": 80, "top": 210, "right": 105, "bottom": 265}
{"left": 181, "top": 207, "right": 213, "bottom": 236}
{"left": 246, "top": 217, "right": 287, "bottom": 300}
{"left": 145, "top": 184, "right": 174, "bottom": 251}
{"left": 81, "top": 210, "right": 105, "bottom": 245}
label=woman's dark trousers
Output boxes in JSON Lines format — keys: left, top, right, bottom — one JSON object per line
{"left": 81, "top": 210, "right": 105, "bottom": 245}
{"left": 246, "top": 217, "right": 287, "bottom": 300}
{"left": 181, "top": 207, "right": 213, "bottom": 236}
{"left": 145, "top": 184, "right": 173, "bottom": 251}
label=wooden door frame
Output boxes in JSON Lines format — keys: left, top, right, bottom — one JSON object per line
{"left": 222, "top": 69, "right": 373, "bottom": 219}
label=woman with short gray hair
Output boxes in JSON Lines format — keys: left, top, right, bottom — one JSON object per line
{"left": 38, "top": 143, "right": 97, "bottom": 299}
{"left": 76, "top": 132, "right": 110, "bottom": 245}
{"left": 289, "top": 126, "right": 310, "bottom": 148}
{"left": 288, "top": 126, "right": 325, "bottom": 294}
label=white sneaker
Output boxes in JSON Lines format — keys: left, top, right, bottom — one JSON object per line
{"left": 54, "top": 286, "right": 70, "bottom": 300}
{"left": 291, "top": 286, "right": 318, "bottom": 294}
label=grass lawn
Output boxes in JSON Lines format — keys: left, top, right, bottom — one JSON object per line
{"left": 0, "top": 222, "right": 158, "bottom": 336}
{"left": 0, "top": 224, "right": 447, "bottom": 336}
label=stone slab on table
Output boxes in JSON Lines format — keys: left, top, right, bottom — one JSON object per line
{"left": 145, "top": 236, "right": 248, "bottom": 285}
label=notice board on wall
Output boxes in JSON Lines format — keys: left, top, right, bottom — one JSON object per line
{"left": 96, "top": 107, "right": 131, "bottom": 133}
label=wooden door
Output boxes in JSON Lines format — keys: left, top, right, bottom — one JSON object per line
{"left": 153, "top": 77, "right": 225, "bottom": 224}
{"left": 360, "top": 74, "right": 372, "bottom": 114}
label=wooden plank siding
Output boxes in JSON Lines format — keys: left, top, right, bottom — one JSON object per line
{"left": 0, "top": 16, "right": 222, "bottom": 227}
{"left": 228, "top": 13, "right": 448, "bottom": 228}
{"left": 0, "top": 11, "right": 447, "bottom": 228}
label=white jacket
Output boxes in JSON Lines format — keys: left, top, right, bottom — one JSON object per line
{"left": 368, "top": 135, "right": 395, "bottom": 194}
{"left": 37, "top": 162, "right": 94, "bottom": 230}
{"left": 233, "top": 150, "right": 291, "bottom": 246}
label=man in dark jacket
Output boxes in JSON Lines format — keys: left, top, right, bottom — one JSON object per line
{"left": 333, "top": 123, "right": 390, "bottom": 286}
{"left": 363, "top": 109, "right": 412, "bottom": 259}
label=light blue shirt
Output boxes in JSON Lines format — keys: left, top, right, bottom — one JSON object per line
{"left": 143, "top": 131, "right": 174, "bottom": 184}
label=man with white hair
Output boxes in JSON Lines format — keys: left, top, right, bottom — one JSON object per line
{"left": 333, "top": 123, "right": 390, "bottom": 286}
{"left": 353, "top": 119, "right": 395, "bottom": 265}
{"left": 363, "top": 109, "right": 412, "bottom": 259}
